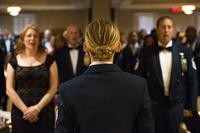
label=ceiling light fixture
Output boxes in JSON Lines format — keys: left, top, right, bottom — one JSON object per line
{"left": 182, "top": 5, "right": 196, "bottom": 15}
{"left": 7, "top": 6, "right": 21, "bottom": 16}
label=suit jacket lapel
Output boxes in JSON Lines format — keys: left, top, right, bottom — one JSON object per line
{"left": 153, "top": 44, "right": 164, "bottom": 88}
{"left": 76, "top": 46, "right": 83, "bottom": 75}
{"left": 169, "top": 42, "right": 180, "bottom": 89}
{"left": 65, "top": 47, "right": 73, "bottom": 75}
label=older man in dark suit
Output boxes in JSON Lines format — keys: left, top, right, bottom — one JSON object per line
{"left": 138, "top": 16, "right": 198, "bottom": 133}
{"left": 55, "top": 18, "right": 154, "bottom": 133}
{"left": 54, "top": 25, "right": 88, "bottom": 84}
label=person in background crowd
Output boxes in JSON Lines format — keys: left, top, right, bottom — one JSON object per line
{"left": 185, "top": 26, "right": 200, "bottom": 96}
{"left": 118, "top": 31, "right": 140, "bottom": 73}
{"left": 184, "top": 26, "right": 200, "bottom": 133}
{"left": 6, "top": 24, "right": 58, "bottom": 133}
{"left": 0, "top": 47, "right": 6, "bottom": 110}
{"left": 176, "top": 31, "right": 186, "bottom": 44}
{"left": 0, "top": 28, "right": 14, "bottom": 68}
{"left": 138, "top": 16, "right": 198, "bottom": 133}
{"left": 143, "top": 34, "right": 155, "bottom": 48}
{"left": 120, "top": 32, "right": 128, "bottom": 50}
{"left": 113, "top": 32, "right": 127, "bottom": 66}
{"left": 138, "top": 29, "right": 147, "bottom": 48}
{"left": 55, "top": 18, "right": 154, "bottom": 133}
{"left": 41, "top": 29, "right": 54, "bottom": 55}
{"left": 54, "top": 24, "right": 88, "bottom": 84}
{"left": 53, "top": 33, "right": 65, "bottom": 50}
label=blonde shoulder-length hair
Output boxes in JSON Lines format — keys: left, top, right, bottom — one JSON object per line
{"left": 15, "top": 24, "right": 45, "bottom": 55}
{"left": 84, "top": 18, "right": 120, "bottom": 60}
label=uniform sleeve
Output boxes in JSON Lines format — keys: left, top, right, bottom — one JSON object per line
{"left": 8, "top": 57, "right": 17, "bottom": 70}
{"left": 185, "top": 48, "right": 198, "bottom": 110}
{"left": 135, "top": 80, "right": 154, "bottom": 133}
{"left": 55, "top": 85, "right": 75, "bottom": 133}
{"left": 46, "top": 55, "right": 56, "bottom": 69}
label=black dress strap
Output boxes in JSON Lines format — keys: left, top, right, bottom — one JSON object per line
{"left": 9, "top": 57, "right": 17, "bottom": 70}
{"left": 45, "top": 55, "right": 55, "bottom": 69}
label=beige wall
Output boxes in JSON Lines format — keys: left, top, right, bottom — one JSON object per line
{"left": 115, "top": 10, "right": 134, "bottom": 34}
{"left": 0, "top": 9, "right": 199, "bottom": 35}
{"left": 36, "top": 10, "right": 88, "bottom": 31}
{"left": 0, "top": 9, "right": 89, "bottom": 34}
{"left": 115, "top": 10, "right": 200, "bottom": 35}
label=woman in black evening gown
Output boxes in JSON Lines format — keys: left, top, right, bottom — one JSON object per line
{"left": 6, "top": 25, "right": 58, "bottom": 133}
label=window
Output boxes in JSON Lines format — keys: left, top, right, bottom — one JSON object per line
{"left": 135, "top": 13, "right": 155, "bottom": 34}
{"left": 13, "top": 14, "right": 36, "bottom": 35}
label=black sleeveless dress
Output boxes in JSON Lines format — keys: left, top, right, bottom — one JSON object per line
{"left": 9, "top": 55, "right": 55, "bottom": 133}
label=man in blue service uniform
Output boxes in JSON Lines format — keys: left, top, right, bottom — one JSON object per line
{"left": 138, "top": 16, "right": 198, "bottom": 133}
{"left": 55, "top": 18, "right": 154, "bottom": 133}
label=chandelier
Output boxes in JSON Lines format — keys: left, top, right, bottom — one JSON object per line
{"left": 7, "top": 6, "right": 21, "bottom": 16}
{"left": 181, "top": 5, "right": 196, "bottom": 15}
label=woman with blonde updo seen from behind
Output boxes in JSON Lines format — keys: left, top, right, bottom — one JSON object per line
{"left": 55, "top": 18, "right": 154, "bottom": 133}
{"left": 6, "top": 24, "right": 58, "bottom": 133}
{"left": 84, "top": 18, "right": 121, "bottom": 61}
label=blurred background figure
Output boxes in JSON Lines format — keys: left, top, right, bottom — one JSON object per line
{"left": 41, "top": 29, "right": 54, "bottom": 55}
{"left": 118, "top": 31, "right": 141, "bottom": 73}
{"left": 0, "top": 28, "right": 14, "bottom": 68}
{"left": 138, "top": 29, "right": 147, "bottom": 48}
{"left": 176, "top": 31, "right": 186, "bottom": 44}
{"left": 53, "top": 33, "right": 65, "bottom": 50}
{"left": 120, "top": 32, "right": 128, "bottom": 50}
{"left": 184, "top": 26, "right": 200, "bottom": 133}
{"left": 143, "top": 34, "right": 155, "bottom": 48}
{"left": 0, "top": 47, "right": 6, "bottom": 110}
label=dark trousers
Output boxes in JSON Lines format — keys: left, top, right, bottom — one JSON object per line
{"left": 152, "top": 97, "right": 184, "bottom": 133}
{"left": 184, "top": 111, "right": 200, "bottom": 133}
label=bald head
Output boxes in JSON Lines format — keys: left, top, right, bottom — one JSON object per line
{"left": 65, "top": 25, "right": 80, "bottom": 47}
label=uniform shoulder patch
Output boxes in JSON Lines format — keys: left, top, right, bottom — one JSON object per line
{"left": 192, "top": 57, "right": 197, "bottom": 70}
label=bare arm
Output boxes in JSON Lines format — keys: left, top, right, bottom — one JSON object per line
{"left": 23, "top": 61, "right": 58, "bottom": 122}
{"left": 36, "top": 61, "right": 58, "bottom": 110}
{"left": 6, "top": 63, "right": 28, "bottom": 112}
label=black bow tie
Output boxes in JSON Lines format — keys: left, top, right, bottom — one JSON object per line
{"left": 68, "top": 47, "right": 79, "bottom": 50}
{"left": 158, "top": 46, "right": 172, "bottom": 51}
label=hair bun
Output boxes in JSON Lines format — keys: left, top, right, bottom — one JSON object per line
{"left": 93, "top": 46, "right": 113, "bottom": 60}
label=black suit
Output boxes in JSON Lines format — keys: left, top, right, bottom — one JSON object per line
{"left": 138, "top": 41, "right": 198, "bottom": 133}
{"left": 0, "top": 48, "right": 6, "bottom": 109}
{"left": 55, "top": 64, "right": 154, "bottom": 133}
{"left": 54, "top": 44, "right": 88, "bottom": 84}
{"left": 0, "top": 37, "right": 14, "bottom": 56}
{"left": 189, "top": 41, "right": 200, "bottom": 95}
{"left": 184, "top": 40, "right": 200, "bottom": 133}
{"left": 119, "top": 44, "right": 140, "bottom": 74}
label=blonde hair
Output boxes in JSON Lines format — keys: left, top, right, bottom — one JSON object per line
{"left": 15, "top": 24, "right": 45, "bottom": 54}
{"left": 85, "top": 18, "right": 120, "bottom": 60}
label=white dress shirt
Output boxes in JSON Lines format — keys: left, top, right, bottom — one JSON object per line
{"left": 90, "top": 61, "right": 113, "bottom": 66}
{"left": 68, "top": 44, "right": 79, "bottom": 75}
{"left": 158, "top": 40, "right": 172, "bottom": 96}
{"left": 5, "top": 39, "right": 12, "bottom": 53}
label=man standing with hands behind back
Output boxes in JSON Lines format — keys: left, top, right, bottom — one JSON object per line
{"left": 138, "top": 16, "right": 198, "bottom": 133}
{"left": 55, "top": 18, "right": 154, "bottom": 133}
